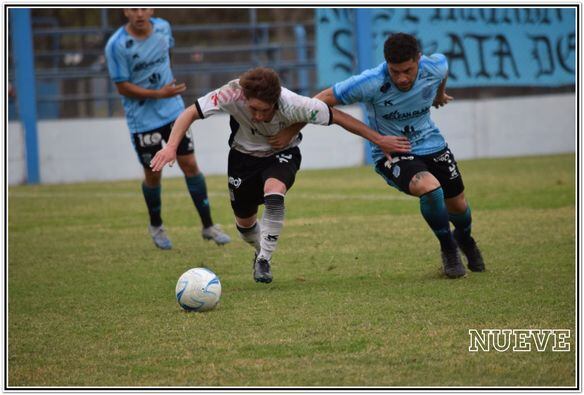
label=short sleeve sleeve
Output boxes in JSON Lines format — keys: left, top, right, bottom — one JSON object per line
{"left": 104, "top": 37, "right": 130, "bottom": 83}
{"left": 281, "top": 89, "right": 332, "bottom": 125}
{"left": 425, "top": 53, "right": 448, "bottom": 80}
{"left": 195, "top": 81, "right": 243, "bottom": 119}
{"left": 332, "top": 66, "right": 379, "bottom": 105}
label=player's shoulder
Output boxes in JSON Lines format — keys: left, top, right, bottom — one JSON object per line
{"left": 105, "top": 26, "right": 128, "bottom": 52}
{"left": 214, "top": 79, "right": 245, "bottom": 105}
{"left": 151, "top": 17, "right": 170, "bottom": 29}
{"left": 419, "top": 53, "right": 448, "bottom": 77}
{"left": 338, "top": 62, "right": 389, "bottom": 91}
{"left": 279, "top": 86, "right": 319, "bottom": 109}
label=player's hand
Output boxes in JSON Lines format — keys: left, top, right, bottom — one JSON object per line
{"left": 433, "top": 92, "right": 453, "bottom": 108}
{"left": 268, "top": 126, "right": 300, "bottom": 150}
{"left": 150, "top": 146, "right": 177, "bottom": 172}
{"left": 157, "top": 79, "right": 187, "bottom": 99}
{"left": 376, "top": 135, "right": 411, "bottom": 155}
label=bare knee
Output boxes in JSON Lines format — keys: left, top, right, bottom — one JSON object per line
{"left": 408, "top": 171, "right": 441, "bottom": 197}
{"left": 143, "top": 167, "right": 162, "bottom": 187}
{"left": 177, "top": 153, "right": 200, "bottom": 177}
{"left": 445, "top": 192, "right": 468, "bottom": 213}
{"left": 236, "top": 215, "right": 257, "bottom": 228}
{"left": 264, "top": 178, "right": 287, "bottom": 196}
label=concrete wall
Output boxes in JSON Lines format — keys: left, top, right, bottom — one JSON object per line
{"left": 8, "top": 93, "right": 576, "bottom": 185}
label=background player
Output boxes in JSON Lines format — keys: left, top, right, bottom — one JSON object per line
{"left": 105, "top": 8, "right": 230, "bottom": 250}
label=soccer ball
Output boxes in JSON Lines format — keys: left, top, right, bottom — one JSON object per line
{"left": 175, "top": 268, "right": 221, "bottom": 312}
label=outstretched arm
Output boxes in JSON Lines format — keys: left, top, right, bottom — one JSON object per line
{"left": 330, "top": 108, "right": 411, "bottom": 155}
{"left": 150, "top": 104, "right": 200, "bottom": 171}
{"left": 314, "top": 87, "right": 339, "bottom": 106}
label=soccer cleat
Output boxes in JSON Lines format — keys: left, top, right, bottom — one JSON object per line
{"left": 202, "top": 225, "right": 231, "bottom": 246}
{"left": 453, "top": 230, "right": 485, "bottom": 272}
{"left": 440, "top": 249, "right": 466, "bottom": 278}
{"left": 253, "top": 254, "right": 273, "bottom": 283}
{"left": 148, "top": 225, "right": 172, "bottom": 250}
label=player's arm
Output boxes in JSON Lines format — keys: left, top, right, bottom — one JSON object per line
{"left": 317, "top": 87, "right": 410, "bottom": 154}
{"left": 115, "top": 79, "right": 186, "bottom": 100}
{"left": 267, "top": 123, "right": 305, "bottom": 150}
{"left": 314, "top": 87, "right": 340, "bottom": 107}
{"left": 268, "top": 87, "right": 339, "bottom": 150}
{"left": 432, "top": 77, "right": 453, "bottom": 108}
{"left": 150, "top": 104, "right": 200, "bottom": 171}
{"left": 330, "top": 108, "right": 411, "bottom": 154}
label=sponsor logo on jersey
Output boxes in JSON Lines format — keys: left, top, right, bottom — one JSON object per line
{"left": 382, "top": 106, "right": 431, "bottom": 121}
{"left": 380, "top": 82, "right": 391, "bottom": 93}
{"left": 309, "top": 110, "right": 319, "bottom": 122}
{"left": 133, "top": 55, "right": 167, "bottom": 72}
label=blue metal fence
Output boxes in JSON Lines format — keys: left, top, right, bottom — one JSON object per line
{"left": 8, "top": 10, "right": 317, "bottom": 121}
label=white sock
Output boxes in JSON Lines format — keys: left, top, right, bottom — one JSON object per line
{"left": 236, "top": 221, "right": 261, "bottom": 253}
{"left": 259, "top": 193, "right": 285, "bottom": 261}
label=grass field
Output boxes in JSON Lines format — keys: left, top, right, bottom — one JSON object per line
{"left": 7, "top": 153, "right": 576, "bottom": 387}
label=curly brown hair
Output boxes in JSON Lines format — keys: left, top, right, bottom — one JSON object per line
{"left": 239, "top": 67, "right": 282, "bottom": 104}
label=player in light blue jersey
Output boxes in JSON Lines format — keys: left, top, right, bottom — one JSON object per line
{"left": 314, "top": 33, "right": 485, "bottom": 278}
{"left": 105, "top": 8, "right": 230, "bottom": 250}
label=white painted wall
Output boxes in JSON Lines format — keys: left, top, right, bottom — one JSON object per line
{"left": 8, "top": 93, "right": 575, "bottom": 185}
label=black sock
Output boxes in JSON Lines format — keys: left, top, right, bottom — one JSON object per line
{"left": 419, "top": 187, "right": 456, "bottom": 252}
{"left": 449, "top": 205, "right": 473, "bottom": 245}
{"left": 142, "top": 182, "right": 162, "bottom": 227}
{"left": 185, "top": 173, "right": 213, "bottom": 228}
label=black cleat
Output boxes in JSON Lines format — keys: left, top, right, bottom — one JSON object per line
{"left": 253, "top": 254, "right": 273, "bottom": 283}
{"left": 454, "top": 231, "right": 485, "bottom": 272}
{"left": 441, "top": 249, "right": 466, "bottom": 278}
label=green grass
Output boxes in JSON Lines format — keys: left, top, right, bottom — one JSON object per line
{"left": 8, "top": 153, "right": 576, "bottom": 387}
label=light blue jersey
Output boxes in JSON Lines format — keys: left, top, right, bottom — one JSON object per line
{"left": 105, "top": 17, "right": 184, "bottom": 133}
{"left": 333, "top": 54, "right": 448, "bottom": 162}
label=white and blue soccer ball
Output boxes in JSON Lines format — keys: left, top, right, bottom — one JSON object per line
{"left": 175, "top": 268, "right": 221, "bottom": 312}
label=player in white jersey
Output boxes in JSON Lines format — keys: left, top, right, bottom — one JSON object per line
{"left": 313, "top": 33, "right": 485, "bottom": 278}
{"left": 150, "top": 67, "right": 411, "bottom": 283}
{"left": 105, "top": 8, "right": 230, "bottom": 251}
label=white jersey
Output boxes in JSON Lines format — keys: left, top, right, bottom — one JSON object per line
{"left": 196, "top": 79, "right": 332, "bottom": 157}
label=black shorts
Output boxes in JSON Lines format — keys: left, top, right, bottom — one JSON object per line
{"left": 374, "top": 146, "right": 464, "bottom": 198}
{"left": 227, "top": 146, "right": 302, "bottom": 218}
{"left": 131, "top": 121, "right": 194, "bottom": 167}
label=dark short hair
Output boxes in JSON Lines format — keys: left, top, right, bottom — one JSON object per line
{"left": 239, "top": 67, "right": 282, "bottom": 104}
{"left": 383, "top": 33, "right": 420, "bottom": 64}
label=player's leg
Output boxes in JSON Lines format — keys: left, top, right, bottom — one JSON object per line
{"left": 374, "top": 155, "right": 464, "bottom": 278}
{"left": 132, "top": 129, "right": 172, "bottom": 250}
{"left": 171, "top": 126, "right": 230, "bottom": 245}
{"left": 446, "top": 193, "right": 485, "bottom": 272}
{"left": 429, "top": 147, "right": 485, "bottom": 272}
{"left": 235, "top": 213, "right": 261, "bottom": 253}
{"left": 253, "top": 147, "right": 302, "bottom": 283}
{"left": 227, "top": 149, "right": 266, "bottom": 279}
